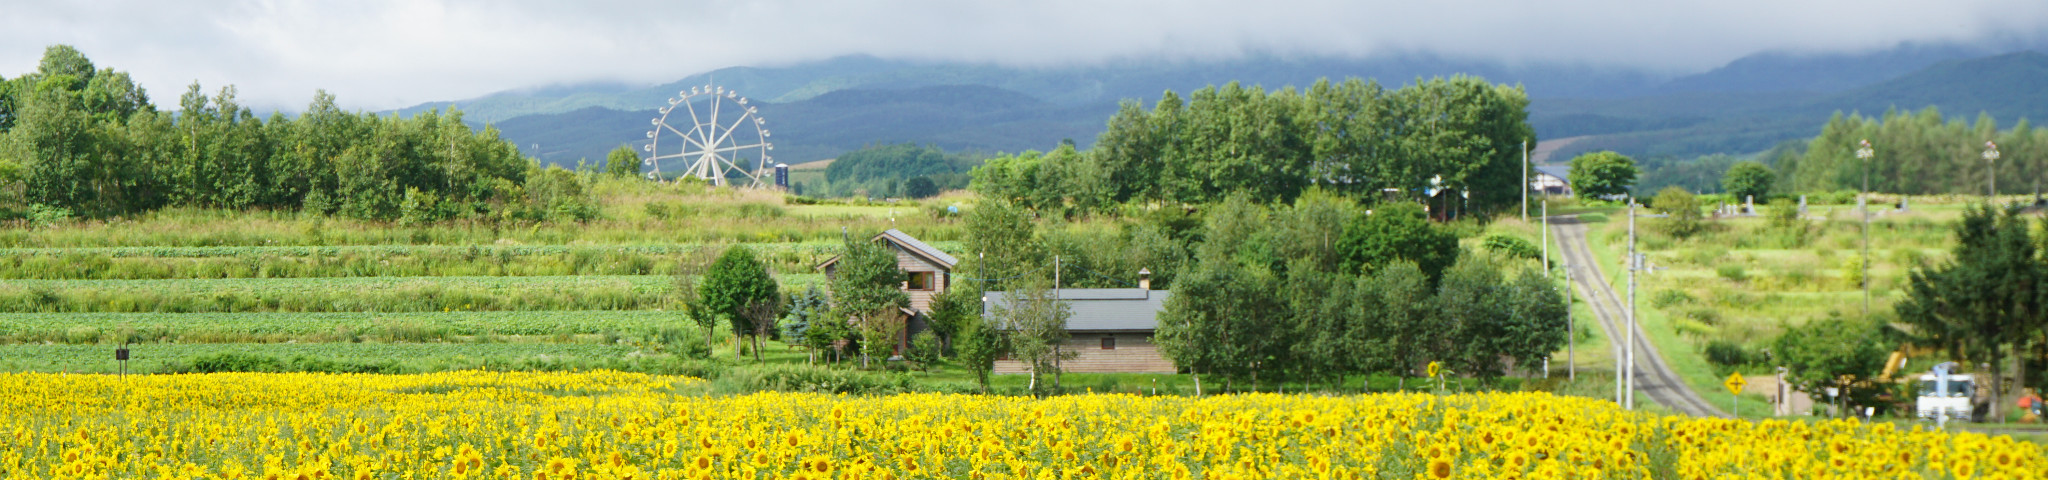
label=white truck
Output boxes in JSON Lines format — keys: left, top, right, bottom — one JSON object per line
{"left": 1916, "top": 363, "right": 1975, "bottom": 423}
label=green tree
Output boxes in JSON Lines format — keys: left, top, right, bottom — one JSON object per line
{"left": 1501, "top": 268, "right": 1570, "bottom": 376}
{"left": 779, "top": 285, "right": 831, "bottom": 363}
{"left": 1568, "top": 151, "right": 1639, "bottom": 200}
{"left": 991, "top": 277, "right": 1071, "bottom": 395}
{"left": 925, "top": 283, "right": 979, "bottom": 352}
{"left": 1721, "top": 160, "right": 1774, "bottom": 201}
{"left": 604, "top": 144, "right": 640, "bottom": 178}
{"left": 1159, "top": 197, "right": 1285, "bottom": 393}
{"left": 1771, "top": 314, "right": 1891, "bottom": 415}
{"left": 700, "top": 245, "right": 781, "bottom": 361}
{"left": 1337, "top": 202, "right": 1458, "bottom": 282}
{"left": 906, "top": 331, "right": 942, "bottom": 371}
{"left": 955, "top": 311, "right": 1006, "bottom": 392}
{"left": 964, "top": 199, "right": 1040, "bottom": 291}
{"left": 1367, "top": 261, "right": 1440, "bottom": 380}
{"left": 1898, "top": 204, "right": 2044, "bottom": 421}
{"left": 1651, "top": 186, "right": 1703, "bottom": 239}
{"left": 829, "top": 236, "right": 909, "bottom": 368}
{"left": 1435, "top": 254, "right": 1518, "bottom": 379}
{"left": 902, "top": 176, "right": 939, "bottom": 199}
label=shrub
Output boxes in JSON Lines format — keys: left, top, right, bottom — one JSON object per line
{"left": 1482, "top": 234, "right": 1541, "bottom": 261}
{"left": 907, "top": 331, "right": 941, "bottom": 371}
{"left": 174, "top": 352, "right": 286, "bottom": 373}
{"left": 1766, "top": 198, "right": 1799, "bottom": 228}
{"left": 1649, "top": 289, "right": 1694, "bottom": 309}
{"left": 1716, "top": 264, "right": 1748, "bottom": 282}
{"left": 1703, "top": 339, "right": 1752, "bottom": 369}
{"left": 27, "top": 204, "right": 72, "bottom": 229}
{"left": 1652, "top": 187, "right": 1703, "bottom": 239}
{"left": 713, "top": 364, "right": 913, "bottom": 395}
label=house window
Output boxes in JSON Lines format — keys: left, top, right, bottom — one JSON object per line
{"left": 1101, "top": 337, "right": 1116, "bottom": 350}
{"left": 907, "top": 271, "right": 935, "bottom": 291}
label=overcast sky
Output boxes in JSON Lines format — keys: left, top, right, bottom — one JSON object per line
{"left": 4, "top": 0, "right": 2045, "bottom": 111}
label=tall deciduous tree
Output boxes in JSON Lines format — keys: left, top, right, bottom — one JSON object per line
{"left": 964, "top": 199, "right": 1040, "bottom": 291}
{"left": 991, "top": 277, "right": 1071, "bottom": 395}
{"left": 1568, "top": 151, "right": 1639, "bottom": 200}
{"left": 829, "top": 236, "right": 908, "bottom": 368}
{"left": 954, "top": 309, "right": 1005, "bottom": 393}
{"left": 1721, "top": 161, "right": 1774, "bottom": 201}
{"left": 700, "top": 245, "right": 780, "bottom": 360}
{"left": 605, "top": 144, "right": 640, "bottom": 178}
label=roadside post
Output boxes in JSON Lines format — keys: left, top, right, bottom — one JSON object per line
{"left": 1725, "top": 372, "right": 1746, "bottom": 417}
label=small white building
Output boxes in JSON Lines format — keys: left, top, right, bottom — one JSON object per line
{"left": 1531, "top": 165, "right": 1572, "bottom": 196}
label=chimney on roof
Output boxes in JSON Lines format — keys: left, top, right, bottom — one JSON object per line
{"left": 1138, "top": 268, "right": 1152, "bottom": 291}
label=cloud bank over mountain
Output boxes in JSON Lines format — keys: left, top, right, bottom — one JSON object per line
{"left": 3, "top": 0, "right": 2044, "bottom": 111}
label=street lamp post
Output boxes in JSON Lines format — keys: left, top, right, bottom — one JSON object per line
{"left": 1856, "top": 140, "right": 1874, "bottom": 319}
{"left": 1984, "top": 141, "right": 2000, "bottom": 201}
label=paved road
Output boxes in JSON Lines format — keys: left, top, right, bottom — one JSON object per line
{"left": 1553, "top": 216, "right": 1729, "bottom": 418}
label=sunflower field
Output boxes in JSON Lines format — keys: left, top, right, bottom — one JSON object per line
{"left": 2, "top": 371, "right": 2039, "bottom": 480}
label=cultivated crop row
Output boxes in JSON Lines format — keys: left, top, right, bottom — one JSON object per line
{"left": 0, "top": 274, "right": 825, "bottom": 313}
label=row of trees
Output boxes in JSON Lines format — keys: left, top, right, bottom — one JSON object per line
{"left": 1156, "top": 191, "right": 1569, "bottom": 391}
{"left": 0, "top": 45, "right": 586, "bottom": 221}
{"left": 1776, "top": 108, "right": 2048, "bottom": 195}
{"left": 973, "top": 76, "right": 1535, "bottom": 216}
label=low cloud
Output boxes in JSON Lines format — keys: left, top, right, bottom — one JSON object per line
{"left": 3, "top": 0, "right": 2042, "bottom": 111}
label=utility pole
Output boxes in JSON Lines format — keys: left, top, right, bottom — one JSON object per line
{"left": 1521, "top": 141, "right": 1530, "bottom": 221}
{"left": 1856, "top": 140, "right": 1874, "bottom": 320}
{"left": 1985, "top": 141, "right": 2000, "bottom": 201}
{"left": 1566, "top": 263, "right": 1575, "bottom": 381}
{"left": 1052, "top": 255, "right": 1062, "bottom": 393}
{"left": 1626, "top": 199, "right": 1637, "bottom": 410}
{"left": 1541, "top": 200, "right": 1549, "bottom": 277}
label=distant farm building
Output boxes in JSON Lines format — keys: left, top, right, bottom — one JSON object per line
{"left": 1532, "top": 165, "right": 1572, "bottom": 196}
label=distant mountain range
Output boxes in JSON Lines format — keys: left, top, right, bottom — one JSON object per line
{"left": 396, "top": 40, "right": 2048, "bottom": 167}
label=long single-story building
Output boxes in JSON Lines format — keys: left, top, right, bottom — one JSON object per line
{"left": 984, "top": 281, "right": 1175, "bottom": 374}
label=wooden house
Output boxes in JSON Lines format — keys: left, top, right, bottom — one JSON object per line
{"left": 815, "top": 229, "right": 958, "bottom": 350}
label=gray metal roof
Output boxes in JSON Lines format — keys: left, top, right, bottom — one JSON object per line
{"left": 879, "top": 229, "right": 958, "bottom": 268}
{"left": 1533, "top": 165, "right": 1572, "bottom": 183}
{"left": 982, "top": 288, "right": 1170, "bottom": 332}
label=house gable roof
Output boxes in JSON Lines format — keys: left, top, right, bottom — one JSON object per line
{"left": 1533, "top": 165, "right": 1572, "bottom": 182}
{"left": 813, "top": 229, "right": 958, "bottom": 272}
{"left": 983, "top": 288, "right": 1170, "bottom": 332}
{"left": 878, "top": 229, "right": 958, "bottom": 269}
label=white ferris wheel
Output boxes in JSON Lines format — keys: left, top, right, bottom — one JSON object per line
{"left": 643, "top": 84, "right": 773, "bottom": 187}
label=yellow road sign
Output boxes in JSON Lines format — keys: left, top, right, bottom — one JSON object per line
{"left": 1724, "top": 372, "right": 1747, "bottom": 395}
